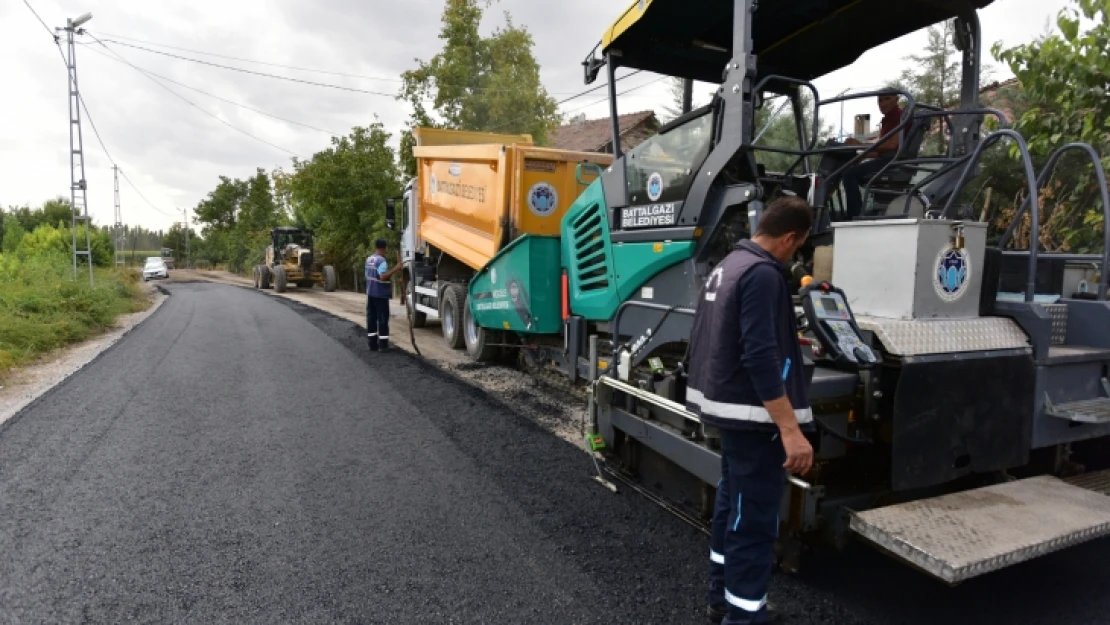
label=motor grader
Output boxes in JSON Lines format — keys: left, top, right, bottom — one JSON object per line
{"left": 253, "top": 227, "right": 338, "bottom": 293}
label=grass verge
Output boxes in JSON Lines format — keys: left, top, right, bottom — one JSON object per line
{"left": 0, "top": 256, "right": 151, "bottom": 382}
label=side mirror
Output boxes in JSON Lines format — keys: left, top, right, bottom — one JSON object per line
{"left": 385, "top": 198, "right": 396, "bottom": 230}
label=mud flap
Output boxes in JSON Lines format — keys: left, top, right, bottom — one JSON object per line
{"left": 850, "top": 476, "right": 1110, "bottom": 584}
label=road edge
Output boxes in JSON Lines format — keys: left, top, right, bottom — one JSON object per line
{"left": 0, "top": 287, "right": 170, "bottom": 432}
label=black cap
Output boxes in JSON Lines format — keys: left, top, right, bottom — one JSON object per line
{"left": 375, "top": 239, "right": 387, "bottom": 249}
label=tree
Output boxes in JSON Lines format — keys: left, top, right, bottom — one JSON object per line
{"left": 286, "top": 123, "right": 401, "bottom": 272}
{"left": 193, "top": 169, "right": 284, "bottom": 272}
{"left": 162, "top": 224, "right": 195, "bottom": 264}
{"left": 399, "top": 0, "right": 561, "bottom": 148}
{"left": 895, "top": 21, "right": 964, "bottom": 154}
{"left": 987, "top": 0, "right": 1110, "bottom": 253}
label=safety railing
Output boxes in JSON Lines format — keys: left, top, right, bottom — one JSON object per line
{"left": 991, "top": 142, "right": 1110, "bottom": 301}
{"left": 860, "top": 106, "right": 1010, "bottom": 213}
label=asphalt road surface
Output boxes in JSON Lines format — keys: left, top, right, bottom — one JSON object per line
{"left": 2, "top": 281, "right": 1108, "bottom": 624}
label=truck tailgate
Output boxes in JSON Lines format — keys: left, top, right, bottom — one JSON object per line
{"left": 850, "top": 475, "right": 1110, "bottom": 584}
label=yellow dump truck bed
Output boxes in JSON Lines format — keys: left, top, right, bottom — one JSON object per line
{"left": 412, "top": 128, "right": 612, "bottom": 271}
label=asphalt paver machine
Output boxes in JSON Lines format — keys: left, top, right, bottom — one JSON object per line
{"left": 564, "top": 0, "right": 1110, "bottom": 583}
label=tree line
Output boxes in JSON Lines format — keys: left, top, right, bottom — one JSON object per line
{"left": 190, "top": 0, "right": 560, "bottom": 280}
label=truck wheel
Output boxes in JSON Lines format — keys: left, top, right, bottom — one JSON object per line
{"left": 440, "top": 284, "right": 466, "bottom": 349}
{"left": 408, "top": 292, "right": 427, "bottom": 328}
{"left": 323, "top": 265, "right": 337, "bottom": 292}
{"left": 253, "top": 266, "right": 260, "bottom": 289}
{"left": 463, "top": 297, "right": 499, "bottom": 362}
{"left": 260, "top": 265, "right": 272, "bottom": 290}
{"left": 273, "top": 265, "right": 287, "bottom": 293}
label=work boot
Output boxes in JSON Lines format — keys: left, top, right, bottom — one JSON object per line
{"left": 379, "top": 340, "right": 390, "bottom": 352}
{"left": 707, "top": 604, "right": 782, "bottom": 624}
{"left": 368, "top": 338, "right": 379, "bottom": 351}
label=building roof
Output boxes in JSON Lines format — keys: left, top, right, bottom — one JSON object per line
{"left": 548, "top": 110, "right": 658, "bottom": 152}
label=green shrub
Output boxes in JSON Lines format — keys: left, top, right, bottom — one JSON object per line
{"left": 0, "top": 249, "right": 148, "bottom": 382}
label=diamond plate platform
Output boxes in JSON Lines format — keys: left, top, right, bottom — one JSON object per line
{"left": 850, "top": 476, "right": 1110, "bottom": 584}
{"left": 1045, "top": 303, "right": 1069, "bottom": 346}
{"left": 856, "top": 316, "right": 1031, "bottom": 356}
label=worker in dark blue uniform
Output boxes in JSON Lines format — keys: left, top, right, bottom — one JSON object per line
{"left": 365, "top": 239, "right": 401, "bottom": 351}
{"left": 686, "top": 196, "right": 816, "bottom": 625}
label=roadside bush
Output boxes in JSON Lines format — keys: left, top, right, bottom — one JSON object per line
{"left": 0, "top": 243, "right": 148, "bottom": 382}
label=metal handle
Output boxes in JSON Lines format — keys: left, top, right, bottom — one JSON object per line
{"left": 576, "top": 162, "right": 603, "bottom": 185}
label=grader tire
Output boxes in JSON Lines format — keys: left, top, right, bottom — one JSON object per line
{"left": 273, "top": 265, "right": 288, "bottom": 293}
{"left": 323, "top": 265, "right": 338, "bottom": 293}
{"left": 253, "top": 266, "right": 260, "bottom": 289}
{"left": 260, "top": 265, "right": 272, "bottom": 290}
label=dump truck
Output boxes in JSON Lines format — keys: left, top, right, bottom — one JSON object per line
{"left": 253, "top": 227, "right": 338, "bottom": 293}
{"left": 391, "top": 0, "right": 1110, "bottom": 585}
{"left": 389, "top": 127, "right": 612, "bottom": 360}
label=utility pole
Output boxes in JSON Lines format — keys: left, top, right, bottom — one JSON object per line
{"left": 58, "top": 12, "right": 95, "bottom": 286}
{"left": 182, "top": 208, "right": 191, "bottom": 269}
{"left": 113, "top": 164, "right": 124, "bottom": 267}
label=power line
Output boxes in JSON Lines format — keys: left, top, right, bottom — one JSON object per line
{"left": 484, "top": 70, "right": 652, "bottom": 133}
{"left": 95, "top": 38, "right": 404, "bottom": 97}
{"left": 77, "top": 89, "right": 176, "bottom": 219}
{"left": 88, "top": 30, "right": 585, "bottom": 95}
{"left": 88, "top": 34, "right": 299, "bottom": 156}
{"left": 119, "top": 168, "right": 175, "bottom": 219}
{"left": 561, "top": 76, "right": 669, "bottom": 116}
{"left": 22, "top": 0, "right": 56, "bottom": 39}
{"left": 81, "top": 44, "right": 346, "bottom": 137}
{"left": 91, "top": 30, "right": 403, "bottom": 83}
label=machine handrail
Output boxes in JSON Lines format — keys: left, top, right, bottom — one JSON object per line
{"left": 859, "top": 107, "right": 1010, "bottom": 205}
{"left": 995, "top": 142, "right": 1110, "bottom": 301}
{"left": 751, "top": 74, "right": 822, "bottom": 152}
{"left": 938, "top": 130, "right": 1042, "bottom": 302}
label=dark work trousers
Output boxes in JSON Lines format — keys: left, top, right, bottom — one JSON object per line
{"left": 708, "top": 429, "right": 787, "bottom": 625}
{"left": 841, "top": 157, "right": 892, "bottom": 219}
{"left": 366, "top": 296, "right": 390, "bottom": 350}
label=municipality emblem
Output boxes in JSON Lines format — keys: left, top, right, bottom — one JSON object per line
{"left": 935, "top": 245, "right": 972, "bottom": 302}
{"left": 647, "top": 172, "right": 664, "bottom": 202}
{"left": 527, "top": 182, "right": 559, "bottom": 217}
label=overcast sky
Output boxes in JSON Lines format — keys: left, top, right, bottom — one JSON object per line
{"left": 2, "top": 0, "right": 1069, "bottom": 231}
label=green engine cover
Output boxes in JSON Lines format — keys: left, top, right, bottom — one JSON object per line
{"left": 561, "top": 179, "right": 695, "bottom": 321}
{"left": 468, "top": 235, "right": 562, "bottom": 334}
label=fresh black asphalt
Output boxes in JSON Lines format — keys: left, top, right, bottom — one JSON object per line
{"left": 1, "top": 281, "right": 1107, "bottom": 624}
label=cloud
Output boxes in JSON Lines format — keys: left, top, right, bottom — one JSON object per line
{"left": 0, "top": 0, "right": 1072, "bottom": 230}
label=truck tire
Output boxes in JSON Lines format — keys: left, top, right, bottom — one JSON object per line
{"left": 463, "top": 297, "right": 499, "bottom": 362}
{"left": 253, "top": 266, "right": 260, "bottom": 289}
{"left": 323, "top": 265, "right": 337, "bottom": 292}
{"left": 273, "top": 265, "right": 288, "bottom": 293}
{"left": 440, "top": 284, "right": 466, "bottom": 349}
{"left": 260, "top": 265, "right": 272, "bottom": 290}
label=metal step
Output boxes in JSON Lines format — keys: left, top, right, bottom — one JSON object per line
{"left": 1047, "top": 398, "right": 1110, "bottom": 424}
{"left": 1045, "top": 379, "right": 1110, "bottom": 423}
{"left": 850, "top": 476, "right": 1110, "bottom": 584}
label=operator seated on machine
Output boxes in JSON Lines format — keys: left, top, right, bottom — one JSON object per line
{"left": 820, "top": 92, "right": 905, "bottom": 219}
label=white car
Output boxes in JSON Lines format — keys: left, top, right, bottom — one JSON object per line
{"left": 143, "top": 257, "right": 169, "bottom": 281}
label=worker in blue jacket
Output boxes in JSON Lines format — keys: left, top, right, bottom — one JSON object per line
{"left": 365, "top": 239, "right": 401, "bottom": 351}
{"left": 686, "top": 196, "right": 816, "bottom": 625}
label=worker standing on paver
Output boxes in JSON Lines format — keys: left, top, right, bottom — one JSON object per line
{"left": 685, "top": 196, "right": 816, "bottom": 625}
{"left": 365, "top": 239, "right": 402, "bottom": 351}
